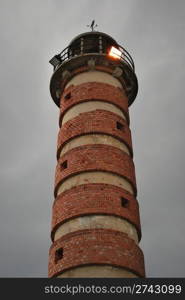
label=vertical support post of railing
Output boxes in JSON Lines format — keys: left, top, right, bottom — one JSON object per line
{"left": 99, "top": 36, "right": 103, "bottom": 54}
{"left": 80, "top": 38, "right": 84, "bottom": 55}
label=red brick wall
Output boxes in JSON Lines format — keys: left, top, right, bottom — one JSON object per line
{"left": 51, "top": 184, "right": 141, "bottom": 242}
{"left": 54, "top": 144, "right": 137, "bottom": 197}
{"left": 49, "top": 78, "right": 145, "bottom": 278}
{"left": 57, "top": 109, "right": 133, "bottom": 159}
{"left": 59, "top": 82, "right": 129, "bottom": 126}
{"left": 48, "top": 228, "right": 145, "bottom": 278}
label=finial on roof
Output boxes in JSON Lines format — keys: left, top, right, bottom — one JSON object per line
{"left": 87, "top": 20, "right": 98, "bottom": 31}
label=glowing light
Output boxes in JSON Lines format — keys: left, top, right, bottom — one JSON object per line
{"left": 108, "top": 46, "right": 121, "bottom": 59}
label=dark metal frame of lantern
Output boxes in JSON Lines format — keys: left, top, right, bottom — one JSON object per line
{"left": 49, "top": 31, "right": 138, "bottom": 107}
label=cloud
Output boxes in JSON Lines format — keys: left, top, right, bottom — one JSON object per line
{"left": 0, "top": 0, "right": 185, "bottom": 277}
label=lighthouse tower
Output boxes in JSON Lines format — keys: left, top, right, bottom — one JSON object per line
{"left": 48, "top": 29, "right": 145, "bottom": 278}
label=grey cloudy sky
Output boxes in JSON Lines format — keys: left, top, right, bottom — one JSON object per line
{"left": 0, "top": 0, "right": 185, "bottom": 277}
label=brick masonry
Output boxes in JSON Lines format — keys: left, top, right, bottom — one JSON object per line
{"left": 59, "top": 82, "right": 129, "bottom": 126}
{"left": 48, "top": 228, "right": 145, "bottom": 278}
{"left": 49, "top": 75, "right": 145, "bottom": 277}
{"left": 51, "top": 183, "right": 141, "bottom": 242}
{"left": 54, "top": 144, "right": 137, "bottom": 198}
{"left": 57, "top": 109, "right": 133, "bottom": 159}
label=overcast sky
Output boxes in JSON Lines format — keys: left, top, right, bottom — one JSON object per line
{"left": 0, "top": 0, "right": 185, "bottom": 277}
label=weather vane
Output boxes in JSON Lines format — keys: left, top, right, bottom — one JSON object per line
{"left": 87, "top": 20, "right": 98, "bottom": 31}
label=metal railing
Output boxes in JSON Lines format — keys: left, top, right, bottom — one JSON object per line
{"left": 55, "top": 37, "right": 135, "bottom": 72}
